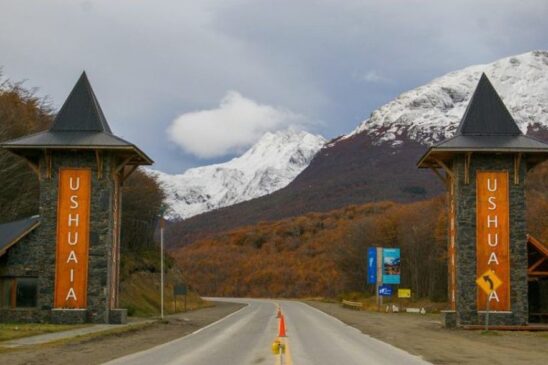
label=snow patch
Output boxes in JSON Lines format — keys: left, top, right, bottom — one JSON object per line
{"left": 147, "top": 129, "right": 326, "bottom": 219}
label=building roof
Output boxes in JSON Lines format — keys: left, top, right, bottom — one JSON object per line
{"left": 418, "top": 73, "right": 548, "bottom": 168}
{"left": 51, "top": 72, "right": 112, "bottom": 133}
{"left": 457, "top": 74, "right": 522, "bottom": 136}
{"left": 0, "top": 216, "right": 40, "bottom": 257}
{"left": 0, "top": 72, "right": 153, "bottom": 165}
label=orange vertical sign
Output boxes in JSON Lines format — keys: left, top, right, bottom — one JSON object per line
{"left": 476, "top": 171, "right": 510, "bottom": 311}
{"left": 54, "top": 168, "right": 91, "bottom": 308}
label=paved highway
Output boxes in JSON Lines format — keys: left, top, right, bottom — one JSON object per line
{"left": 104, "top": 298, "right": 430, "bottom": 365}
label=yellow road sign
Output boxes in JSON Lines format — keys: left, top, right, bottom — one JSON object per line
{"left": 476, "top": 270, "right": 502, "bottom": 295}
{"left": 397, "top": 289, "right": 411, "bottom": 298}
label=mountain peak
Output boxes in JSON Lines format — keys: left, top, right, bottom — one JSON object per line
{"left": 344, "top": 50, "right": 548, "bottom": 145}
{"left": 149, "top": 129, "right": 326, "bottom": 219}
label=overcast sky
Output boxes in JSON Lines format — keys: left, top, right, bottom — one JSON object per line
{"left": 1, "top": 0, "right": 547, "bottom": 172}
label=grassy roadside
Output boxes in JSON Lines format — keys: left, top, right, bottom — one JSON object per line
{"left": 306, "top": 300, "right": 548, "bottom": 365}
{"left": 334, "top": 293, "right": 448, "bottom": 313}
{"left": 0, "top": 323, "right": 91, "bottom": 342}
{"left": 119, "top": 247, "right": 211, "bottom": 317}
{"left": 0, "top": 320, "right": 156, "bottom": 354}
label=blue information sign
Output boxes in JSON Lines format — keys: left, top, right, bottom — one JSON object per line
{"left": 378, "top": 285, "right": 393, "bottom": 296}
{"left": 382, "top": 248, "right": 401, "bottom": 284}
{"left": 367, "top": 247, "right": 377, "bottom": 284}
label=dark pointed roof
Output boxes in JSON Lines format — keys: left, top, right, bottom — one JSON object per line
{"left": 51, "top": 72, "right": 112, "bottom": 133}
{"left": 0, "top": 72, "right": 152, "bottom": 165}
{"left": 457, "top": 74, "right": 522, "bottom": 136}
{"left": 418, "top": 73, "right": 548, "bottom": 168}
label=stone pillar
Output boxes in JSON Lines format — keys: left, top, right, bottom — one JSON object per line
{"left": 37, "top": 151, "right": 121, "bottom": 324}
{"left": 452, "top": 154, "right": 528, "bottom": 326}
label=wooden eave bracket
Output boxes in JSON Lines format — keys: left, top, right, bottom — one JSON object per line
{"left": 528, "top": 257, "right": 547, "bottom": 275}
{"left": 26, "top": 159, "right": 40, "bottom": 177}
{"left": 113, "top": 156, "right": 139, "bottom": 185}
{"left": 96, "top": 150, "right": 104, "bottom": 179}
{"left": 121, "top": 165, "right": 138, "bottom": 185}
{"left": 114, "top": 156, "right": 133, "bottom": 174}
{"left": 429, "top": 166, "right": 448, "bottom": 185}
{"left": 514, "top": 152, "right": 522, "bottom": 185}
{"left": 44, "top": 149, "right": 52, "bottom": 179}
{"left": 433, "top": 158, "right": 455, "bottom": 181}
{"left": 464, "top": 152, "right": 472, "bottom": 185}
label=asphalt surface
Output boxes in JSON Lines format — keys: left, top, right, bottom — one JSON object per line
{"left": 104, "top": 298, "right": 430, "bottom": 365}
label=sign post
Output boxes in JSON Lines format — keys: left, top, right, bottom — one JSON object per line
{"left": 476, "top": 269, "right": 502, "bottom": 331}
{"left": 160, "top": 218, "right": 165, "bottom": 319}
{"left": 173, "top": 284, "right": 188, "bottom": 312}
{"left": 376, "top": 247, "right": 383, "bottom": 311}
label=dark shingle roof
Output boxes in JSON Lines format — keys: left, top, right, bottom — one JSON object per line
{"left": 418, "top": 73, "right": 548, "bottom": 168}
{"left": 50, "top": 72, "right": 112, "bottom": 133}
{"left": 0, "top": 72, "right": 153, "bottom": 165}
{"left": 0, "top": 216, "right": 40, "bottom": 257}
{"left": 457, "top": 74, "right": 522, "bottom": 136}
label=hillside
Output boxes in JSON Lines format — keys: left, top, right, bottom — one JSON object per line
{"left": 174, "top": 198, "right": 447, "bottom": 299}
{"left": 174, "top": 161, "right": 548, "bottom": 299}
{"left": 166, "top": 51, "right": 548, "bottom": 247}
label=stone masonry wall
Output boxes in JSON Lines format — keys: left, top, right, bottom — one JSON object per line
{"left": 453, "top": 153, "right": 528, "bottom": 326}
{"left": 0, "top": 150, "right": 118, "bottom": 323}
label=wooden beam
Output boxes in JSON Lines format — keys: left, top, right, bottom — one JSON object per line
{"left": 528, "top": 257, "right": 547, "bottom": 274}
{"left": 527, "top": 234, "right": 548, "bottom": 256}
{"left": 120, "top": 165, "right": 138, "bottom": 185}
{"left": 464, "top": 152, "right": 472, "bottom": 185}
{"left": 528, "top": 271, "right": 548, "bottom": 277}
{"left": 95, "top": 150, "right": 103, "bottom": 179}
{"left": 114, "top": 156, "right": 133, "bottom": 174}
{"left": 433, "top": 158, "right": 455, "bottom": 180}
{"left": 429, "top": 166, "right": 447, "bottom": 185}
{"left": 44, "top": 149, "right": 52, "bottom": 179}
{"left": 514, "top": 152, "right": 522, "bottom": 185}
{"left": 25, "top": 160, "right": 40, "bottom": 177}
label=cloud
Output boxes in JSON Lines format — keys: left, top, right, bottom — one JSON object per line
{"left": 357, "top": 70, "right": 393, "bottom": 84}
{"left": 167, "top": 91, "right": 306, "bottom": 158}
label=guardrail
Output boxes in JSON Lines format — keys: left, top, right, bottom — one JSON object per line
{"left": 341, "top": 300, "right": 363, "bottom": 310}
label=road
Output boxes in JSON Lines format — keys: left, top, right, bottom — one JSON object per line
{"left": 104, "top": 298, "right": 430, "bottom": 365}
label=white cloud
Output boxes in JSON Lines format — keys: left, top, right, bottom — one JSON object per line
{"left": 358, "top": 70, "right": 393, "bottom": 84}
{"left": 167, "top": 91, "right": 306, "bottom": 158}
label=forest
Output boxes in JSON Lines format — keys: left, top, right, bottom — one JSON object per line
{"left": 175, "top": 163, "right": 547, "bottom": 301}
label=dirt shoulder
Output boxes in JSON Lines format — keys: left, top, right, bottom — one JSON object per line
{"left": 0, "top": 301, "right": 245, "bottom": 365}
{"left": 306, "top": 301, "right": 548, "bottom": 365}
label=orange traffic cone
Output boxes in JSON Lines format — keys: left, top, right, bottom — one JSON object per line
{"left": 279, "top": 314, "right": 287, "bottom": 337}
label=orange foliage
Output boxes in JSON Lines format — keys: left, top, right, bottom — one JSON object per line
{"left": 174, "top": 164, "right": 546, "bottom": 299}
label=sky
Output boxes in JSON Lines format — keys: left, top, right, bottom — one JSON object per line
{"left": 0, "top": 0, "right": 547, "bottom": 173}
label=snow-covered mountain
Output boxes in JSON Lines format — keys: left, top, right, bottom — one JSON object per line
{"left": 166, "top": 50, "right": 548, "bottom": 246}
{"left": 343, "top": 50, "right": 548, "bottom": 146}
{"left": 149, "top": 129, "right": 326, "bottom": 219}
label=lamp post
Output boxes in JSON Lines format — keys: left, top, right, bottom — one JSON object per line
{"left": 160, "top": 217, "right": 165, "bottom": 319}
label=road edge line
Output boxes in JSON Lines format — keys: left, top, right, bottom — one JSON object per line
{"left": 102, "top": 304, "right": 249, "bottom": 364}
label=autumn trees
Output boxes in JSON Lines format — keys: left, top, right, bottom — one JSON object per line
{"left": 176, "top": 172, "right": 547, "bottom": 302}
{"left": 175, "top": 200, "right": 447, "bottom": 300}
{"left": 0, "top": 75, "right": 52, "bottom": 222}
